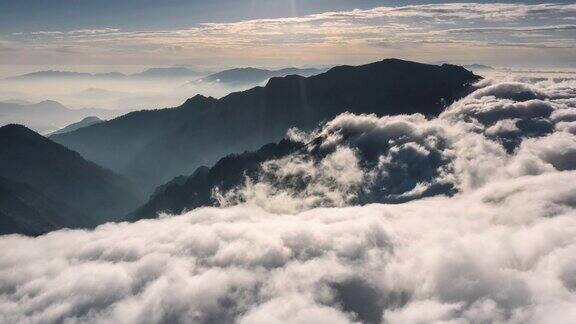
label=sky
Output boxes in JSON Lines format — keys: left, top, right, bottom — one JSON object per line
{"left": 1, "top": 1, "right": 576, "bottom": 74}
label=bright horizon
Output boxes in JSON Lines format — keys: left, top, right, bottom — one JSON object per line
{"left": 1, "top": 1, "right": 576, "bottom": 78}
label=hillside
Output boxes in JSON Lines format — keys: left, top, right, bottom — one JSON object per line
{"left": 52, "top": 59, "right": 480, "bottom": 193}
{"left": 0, "top": 124, "right": 144, "bottom": 227}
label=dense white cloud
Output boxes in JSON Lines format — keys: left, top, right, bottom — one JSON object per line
{"left": 2, "top": 75, "right": 576, "bottom": 323}
{"left": 219, "top": 76, "right": 576, "bottom": 212}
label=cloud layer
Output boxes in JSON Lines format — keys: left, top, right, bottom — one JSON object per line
{"left": 2, "top": 3, "right": 576, "bottom": 68}
{"left": 2, "top": 75, "right": 576, "bottom": 323}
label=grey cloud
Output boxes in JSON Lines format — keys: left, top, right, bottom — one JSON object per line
{"left": 446, "top": 24, "right": 576, "bottom": 34}
{"left": 0, "top": 43, "right": 16, "bottom": 53}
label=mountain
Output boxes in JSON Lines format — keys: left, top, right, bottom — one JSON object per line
{"left": 0, "top": 99, "right": 32, "bottom": 105}
{"left": 50, "top": 116, "right": 103, "bottom": 135}
{"left": 52, "top": 59, "right": 481, "bottom": 193}
{"left": 0, "top": 100, "right": 126, "bottom": 134}
{"left": 131, "top": 67, "right": 201, "bottom": 78}
{"left": 429, "top": 62, "right": 494, "bottom": 72}
{"left": 6, "top": 68, "right": 200, "bottom": 80}
{"left": 191, "top": 67, "right": 327, "bottom": 86}
{"left": 8, "top": 71, "right": 93, "bottom": 80}
{"left": 0, "top": 124, "right": 144, "bottom": 230}
{"left": 8, "top": 70, "right": 127, "bottom": 80}
{"left": 0, "top": 176, "right": 79, "bottom": 235}
{"left": 129, "top": 139, "right": 303, "bottom": 220}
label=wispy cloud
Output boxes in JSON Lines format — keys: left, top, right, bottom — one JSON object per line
{"left": 3, "top": 3, "right": 576, "bottom": 67}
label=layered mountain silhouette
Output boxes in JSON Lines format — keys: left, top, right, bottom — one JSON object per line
{"left": 8, "top": 67, "right": 203, "bottom": 80}
{"left": 7, "top": 70, "right": 127, "bottom": 80}
{"left": 190, "top": 67, "right": 327, "bottom": 87}
{"left": 131, "top": 67, "right": 202, "bottom": 79}
{"left": 0, "top": 100, "right": 125, "bottom": 134}
{"left": 52, "top": 59, "right": 480, "bottom": 194}
{"left": 0, "top": 124, "right": 144, "bottom": 234}
{"left": 50, "top": 116, "right": 103, "bottom": 135}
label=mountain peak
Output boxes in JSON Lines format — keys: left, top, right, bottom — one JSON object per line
{"left": 266, "top": 74, "right": 305, "bottom": 86}
{"left": 37, "top": 99, "right": 62, "bottom": 105}
{"left": 180, "top": 94, "right": 218, "bottom": 109}
{"left": 132, "top": 67, "right": 199, "bottom": 78}
{"left": 0, "top": 123, "right": 39, "bottom": 137}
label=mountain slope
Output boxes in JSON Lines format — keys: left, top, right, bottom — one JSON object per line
{"left": 129, "top": 139, "right": 303, "bottom": 220}
{"left": 52, "top": 59, "right": 480, "bottom": 193}
{"left": 0, "top": 124, "right": 144, "bottom": 225}
{"left": 0, "top": 176, "right": 80, "bottom": 235}
{"left": 50, "top": 116, "right": 103, "bottom": 135}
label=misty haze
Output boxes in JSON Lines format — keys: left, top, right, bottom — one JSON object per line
{"left": 1, "top": 1, "right": 576, "bottom": 324}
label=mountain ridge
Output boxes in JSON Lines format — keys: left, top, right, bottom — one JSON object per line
{"left": 7, "top": 67, "right": 204, "bottom": 80}
{"left": 190, "top": 67, "right": 327, "bottom": 86}
{"left": 52, "top": 59, "right": 480, "bottom": 193}
{"left": 50, "top": 116, "right": 104, "bottom": 135}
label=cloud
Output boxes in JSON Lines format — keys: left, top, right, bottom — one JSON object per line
{"left": 217, "top": 76, "right": 576, "bottom": 212}
{"left": 0, "top": 43, "right": 16, "bottom": 53}
{"left": 2, "top": 173, "right": 576, "bottom": 323}
{"left": 3, "top": 73, "right": 576, "bottom": 323}
{"left": 445, "top": 24, "right": 576, "bottom": 34}
{"left": 3, "top": 3, "right": 576, "bottom": 66}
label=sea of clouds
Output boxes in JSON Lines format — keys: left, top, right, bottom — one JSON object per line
{"left": 2, "top": 74, "right": 576, "bottom": 323}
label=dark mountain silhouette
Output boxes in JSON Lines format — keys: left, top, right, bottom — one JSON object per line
{"left": 129, "top": 139, "right": 303, "bottom": 220}
{"left": 50, "top": 116, "right": 103, "bottom": 135}
{"left": 0, "top": 100, "right": 125, "bottom": 134}
{"left": 191, "top": 67, "right": 326, "bottom": 86}
{"left": 0, "top": 124, "right": 144, "bottom": 230}
{"left": 52, "top": 59, "right": 480, "bottom": 193}
{"left": 0, "top": 176, "right": 80, "bottom": 235}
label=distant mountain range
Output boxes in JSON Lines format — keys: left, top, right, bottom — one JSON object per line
{"left": 189, "top": 67, "right": 328, "bottom": 87}
{"left": 7, "top": 70, "right": 128, "bottom": 80}
{"left": 0, "top": 124, "right": 144, "bottom": 235}
{"left": 52, "top": 59, "right": 481, "bottom": 194}
{"left": 463, "top": 64, "right": 494, "bottom": 71}
{"left": 7, "top": 67, "right": 204, "bottom": 80}
{"left": 8, "top": 66, "right": 328, "bottom": 83}
{"left": 0, "top": 100, "right": 126, "bottom": 134}
{"left": 130, "top": 67, "right": 203, "bottom": 78}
